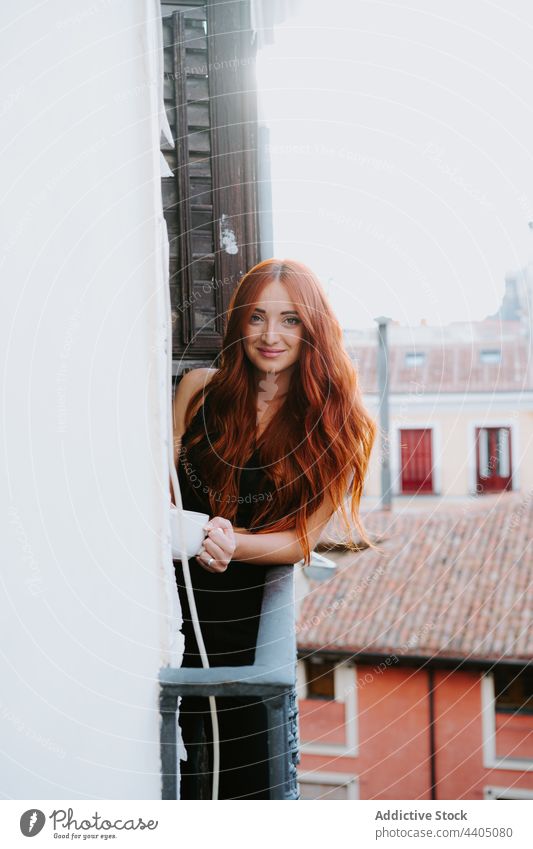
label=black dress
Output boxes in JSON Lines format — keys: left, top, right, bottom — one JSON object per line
{"left": 174, "top": 392, "right": 278, "bottom": 800}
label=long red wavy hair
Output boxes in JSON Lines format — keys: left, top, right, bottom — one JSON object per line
{"left": 182, "top": 258, "right": 378, "bottom": 565}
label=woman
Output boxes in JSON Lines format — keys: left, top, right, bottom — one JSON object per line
{"left": 171, "top": 258, "right": 377, "bottom": 799}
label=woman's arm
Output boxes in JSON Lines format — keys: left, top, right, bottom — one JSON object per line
{"left": 231, "top": 493, "right": 336, "bottom": 566}
{"left": 169, "top": 367, "right": 217, "bottom": 503}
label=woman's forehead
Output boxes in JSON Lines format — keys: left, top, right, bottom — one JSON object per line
{"left": 253, "top": 278, "right": 297, "bottom": 309}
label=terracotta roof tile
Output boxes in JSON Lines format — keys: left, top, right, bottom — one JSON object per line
{"left": 298, "top": 493, "right": 533, "bottom": 662}
{"left": 346, "top": 338, "right": 533, "bottom": 394}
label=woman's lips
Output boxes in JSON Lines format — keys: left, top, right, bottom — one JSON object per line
{"left": 257, "top": 348, "right": 285, "bottom": 358}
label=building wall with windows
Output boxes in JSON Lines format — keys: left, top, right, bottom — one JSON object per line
{"left": 297, "top": 659, "right": 533, "bottom": 800}
{"left": 362, "top": 400, "right": 533, "bottom": 502}
{"left": 345, "top": 321, "right": 533, "bottom": 504}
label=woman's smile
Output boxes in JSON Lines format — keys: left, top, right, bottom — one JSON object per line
{"left": 256, "top": 346, "right": 287, "bottom": 358}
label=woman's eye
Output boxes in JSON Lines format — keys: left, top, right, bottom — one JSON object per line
{"left": 249, "top": 314, "right": 300, "bottom": 325}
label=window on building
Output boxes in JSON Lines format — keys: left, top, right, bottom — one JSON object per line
{"left": 480, "top": 349, "right": 502, "bottom": 365}
{"left": 399, "top": 428, "right": 433, "bottom": 494}
{"left": 405, "top": 351, "right": 425, "bottom": 368}
{"left": 304, "top": 658, "right": 336, "bottom": 700}
{"left": 486, "top": 786, "right": 533, "bottom": 800}
{"left": 299, "top": 779, "right": 351, "bottom": 800}
{"left": 493, "top": 666, "right": 533, "bottom": 714}
{"left": 475, "top": 427, "right": 512, "bottom": 493}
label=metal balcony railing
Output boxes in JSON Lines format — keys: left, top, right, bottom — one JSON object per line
{"left": 159, "top": 564, "right": 300, "bottom": 800}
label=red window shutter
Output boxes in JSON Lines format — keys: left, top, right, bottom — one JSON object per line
{"left": 400, "top": 429, "right": 433, "bottom": 494}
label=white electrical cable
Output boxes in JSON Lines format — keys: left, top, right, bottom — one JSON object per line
{"left": 148, "top": 0, "right": 220, "bottom": 800}
{"left": 166, "top": 287, "right": 220, "bottom": 801}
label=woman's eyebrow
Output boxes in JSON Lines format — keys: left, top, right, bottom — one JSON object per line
{"left": 252, "top": 307, "right": 299, "bottom": 315}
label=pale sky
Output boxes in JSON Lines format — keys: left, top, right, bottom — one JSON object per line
{"left": 256, "top": 0, "right": 533, "bottom": 329}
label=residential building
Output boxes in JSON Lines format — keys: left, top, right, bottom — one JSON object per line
{"left": 297, "top": 491, "right": 533, "bottom": 799}
{"left": 345, "top": 319, "right": 533, "bottom": 506}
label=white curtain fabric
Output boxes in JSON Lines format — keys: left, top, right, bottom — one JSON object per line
{"left": 153, "top": 0, "right": 174, "bottom": 176}
{"left": 498, "top": 428, "right": 510, "bottom": 477}
{"left": 250, "top": 0, "right": 303, "bottom": 48}
{"left": 479, "top": 429, "right": 490, "bottom": 478}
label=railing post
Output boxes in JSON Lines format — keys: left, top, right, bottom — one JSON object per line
{"left": 264, "top": 692, "right": 288, "bottom": 799}
{"left": 287, "top": 686, "right": 301, "bottom": 799}
{"left": 160, "top": 691, "right": 179, "bottom": 800}
{"left": 264, "top": 685, "right": 300, "bottom": 800}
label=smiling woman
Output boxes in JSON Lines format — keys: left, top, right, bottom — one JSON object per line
{"left": 179, "top": 258, "right": 378, "bottom": 564}
{"left": 172, "top": 257, "right": 378, "bottom": 799}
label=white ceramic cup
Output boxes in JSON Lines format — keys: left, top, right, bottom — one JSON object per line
{"left": 170, "top": 507, "right": 209, "bottom": 558}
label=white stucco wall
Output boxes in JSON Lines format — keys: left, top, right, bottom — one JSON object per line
{"left": 0, "top": 0, "right": 181, "bottom": 798}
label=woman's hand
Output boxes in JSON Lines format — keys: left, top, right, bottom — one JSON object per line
{"left": 195, "top": 516, "right": 236, "bottom": 573}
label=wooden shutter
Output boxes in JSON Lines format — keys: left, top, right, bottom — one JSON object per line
{"left": 162, "top": 1, "right": 260, "bottom": 372}
{"left": 476, "top": 427, "right": 512, "bottom": 493}
{"left": 400, "top": 428, "right": 433, "bottom": 494}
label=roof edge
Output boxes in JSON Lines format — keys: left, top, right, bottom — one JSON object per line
{"left": 297, "top": 647, "right": 533, "bottom": 671}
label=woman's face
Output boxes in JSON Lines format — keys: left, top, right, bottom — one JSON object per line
{"left": 242, "top": 279, "right": 304, "bottom": 376}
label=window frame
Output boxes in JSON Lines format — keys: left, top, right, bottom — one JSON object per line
{"left": 298, "top": 659, "right": 358, "bottom": 757}
{"left": 298, "top": 770, "right": 359, "bottom": 800}
{"left": 479, "top": 348, "right": 502, "bottom": 365}
{"left": 399, "top": 427, "right": 435, "bottom": 495}
{"left": 484, "top": 785, "right": 533, "bottom": 799}
{"left": 404, "top": 351, "right": 426, "bottom": 368}
{"left": 481, "top": 671, "right": 533, "bottom": 772}
{"left": 468, "top": 419, "right": 519, "bottom": 496}
{"left": 475, "top": 425, "right": 513, "bottom": 493}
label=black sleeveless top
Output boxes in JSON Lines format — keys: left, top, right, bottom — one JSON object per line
{"left": 174, "top": 390, "right": 280, "bottom": 668}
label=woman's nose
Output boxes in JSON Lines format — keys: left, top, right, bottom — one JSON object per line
{"left": 261, "top": 324, "right": 280, "bottom": 344}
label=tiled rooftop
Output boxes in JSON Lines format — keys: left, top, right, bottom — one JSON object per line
{"left": 299, "top": 492, "right": 533, "bottom": 662}
{"left": 343, "top": 320, "right": 533, "bottom": 394}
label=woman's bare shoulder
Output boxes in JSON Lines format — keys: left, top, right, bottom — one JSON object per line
{"left": 179, "top": 367, "right": 217, "bottom": 403}
{"left": 173, "top": 368, "right": 218, "bottom": 443}
{"left": 181, "top": 367, "right": 218, "bottom": 389}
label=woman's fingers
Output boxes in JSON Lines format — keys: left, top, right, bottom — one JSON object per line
{"left": 196, "top": 533, "right": 230, "bottom": 572}
{"left": 207, "top": 526, "right": 235, "bottom": 556}
{"left": 196, "top": 516, "right": 237, "bottom": 572}
{"left": 201, "top": 534, "right": 227, "bottom": 561}
{"left": 204, "top": 516, "right": 235, "bottom": 541}
{"left": 205, "top": 520, "right": 236, "bottom": 555}
{"left": 195, "top": 547, "right": 220, "bottom": 572}
{"left": 205, "top": 516, "right": 232, "bottom": 531}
